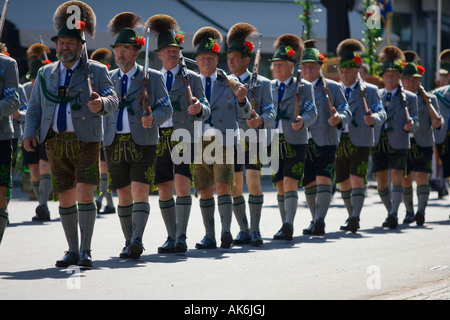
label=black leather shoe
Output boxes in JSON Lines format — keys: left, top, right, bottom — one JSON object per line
{"left": 129, "top": 237, "right": 144, "bottom": 259}
{"left": 77, "top": 250, "right": 93, "bottom": 269}
{"left": 340, "top": 219, "right": 349, "bottom": 231}
{"left": 347, "top": 216, "right": 360, "bottom": 233}
{"left": 158, "top": 237, "right": 175, "bottom": 253}
{"left": 119, "top": 241, "right": 130, "bottom": 258}
{"left": 312, "top": 218, "right": 325, "bottom": 235}
{"left": 95, "top": 200, "right": 102, "bottom": 214}
{"left": 251, "top": 231, "right": 263, "bottom": 246}
{"left": 415, "top": 210, "right": 425, "bottom": 226}
{"left": 195, "top": 236, "right": 217, "bottom": 249}
{"left": 403, "top": 211, "right": 415, "bottom": 224}
{"left": 32, "top": 205, "right": 50, "bottom": 221}
{"left": 303, "top": 221, "right": 314, "bottom": 235}
{"left": 221, "top": 231, "right": 233, "bottom": 249}
{"left": 175, "top": 235, "right": 188, "bottom": 253}
{"left": 281, "top": 222, "right": 293, "bottom": 240}
{"left": 55, "top": 251, "right": 79, "bottom": 268}
{"left": 386, "top": 214, "right": 398, "bottom": 229}
{"left": 100, "top": 206, "right": 116, "bottom": 214}
{"left": 273, "top": 228, "right": 284, "bottom": 240}
{"left": 233, "top": 231, "right": 251, "bottom": 245}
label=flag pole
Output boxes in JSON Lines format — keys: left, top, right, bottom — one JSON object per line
{"left": 436, "top": 0, "right": 442, "bottom": 82}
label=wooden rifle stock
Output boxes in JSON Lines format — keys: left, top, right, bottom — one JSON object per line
{"left": 319, "top": 70, "right": 334, "bottom": 118}
{"left": 418, "top": 85, "right": 440, "bottom": 122}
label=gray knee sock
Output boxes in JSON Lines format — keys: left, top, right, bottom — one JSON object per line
{"left": 176, "top": 196, "right": 192, "bottom": 238}
{"left": 218, "top": 194, "right": 233, "bottom": 234}
{"left": 341, "top": 189, "right": 352, "bottom": 217}
{"left": 284, "top": 191, "right": 298, "bottom": 225}
{"left": 305, "top": 185, "right": 317, "bottom": 220}
{"left": 315, "top": 185, "right": 332, "bottom": 220}
{"left": 131, "top": 202, "right": 150, "bottom": 242}
{"left": 159, "top": 198, "right": 176, "bottom": 239}
{"left": 118, "top": 204, "right": 133, "bottom": 242}
{"left": 233, "top": 195, "right": 249, "bottom": 232}
{"left": 78, "top": 202, "right": 97, "bottom": 252}
{"left": 249, "top": 194, "right": 263, "bottom": 233}
{"left": 59, "top": 205, "right": 79, "bottom": 254}
{"left": 378, "top": 187, "right": 392, "bottom": 213}
{"left": 38, "top": 174, "right": 52, "bottom": 207}
{"left": 200, "top": 198, "right": 215, "bottom": 238}
{"left": 0, "top": 209, "right": 8, "bottom": 245}
{"left": 417, "top": 185, "right": 430, "bottom": 213}
{"left": 403, "top": 186, "right": 414, "bottom": 213}
{"left": 277, "top": 194, "right": 285, "bottom": 224}
{"left": 351, "top": 188, "right": 366, "bottom": 218}
{"left": 391, "top": 185, "right": 404, "bottom": 216}
{"left": 32, "top": 180, "right": 40, "bottom": 201}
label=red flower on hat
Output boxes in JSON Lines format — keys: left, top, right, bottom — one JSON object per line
{"left": 175, "top": 33, "right": 184, "bottom": 45}
{"left": 43, "top": 59, "right": 51, "bottom": 65}
{"left": 134, "top": 36, "right": 146, "bottom": 46}
{"left": 212, "top": 43, "right": 220, "bottom": 53}
{"left": 243, "top": 41, "right": 254, "bottom": 53}
{"left": 417, "top": 65, "right": 425, "bottom": 74}
{"left": 352, "top": 55, "right": 363, "bottom": 66}
{"left": 318, "top": 53, "right": 325, "bottom": 62}
{"left": 75, "top": 20, "right": 86, "bottom": 32}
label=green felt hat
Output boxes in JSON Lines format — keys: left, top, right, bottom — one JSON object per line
{"left": 301, "top": 39, "right": 324, "bottom": 64}
{"left": 378, "top": 46, "right": 406, "bottom": 75}
{"left": 111, "top": 28, "right": 143, "bottom": 49}
{"left": 336, "top": 38, "right": 364, "bottom": 68}
{"left": 155, "top": 30, "right": 183, "bottom": 51}
{"left": 227, "top": 23, "right": 257, "bottom": 57}
{"left": 271, "top": 34, "right": 302, "bottom": 63}
{"left": 51, "top": 23, "right": 85, "bottom": 43}
{"left": 402, "top": 62, "right": 423, "bottom": 78}
{"left": 193, "top": 27, "right": 222, "bottom": 56}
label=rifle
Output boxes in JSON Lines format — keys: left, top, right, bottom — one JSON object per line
{"left": 294, "top": 62, "right": 303, "bottom": 120}
{"left": 357, "top": 72, "right": 371, "bottom": 116}
{"left": 319, "top": 69, "right": 334, "bottom": 119}
{"left": 399, "top": 83, "right": 413, "bottom": 128}
{"left": 418, "top": 85, "right": 441, "bottom": 122}
{"left": 249, "top": 34, "right": 262, "bottom": 112}
{"left": 39, "top": 35, "right": 49, "bottom": 61}
{"left": 0, "top": 0, "right": 9, "bottom": 40}
{"left": 79, "top": 30, "right": 93, "bottom": 98}
{"left": 174, "top": 31, "right": 193, "bottom": 105}
{"left": 139, "top": 27, "right": 151, "bottom": 117}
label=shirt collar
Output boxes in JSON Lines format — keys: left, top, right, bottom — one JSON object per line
{"left": 162, "top": 64, "right": 180, "bottom": 77}
{"left": 59, "top": 58, "right": 80, "bottom": 73}
{"left": 120, "top": 63, "right": 138, "bottom": 79}
{"left": 201, "top": 71, "right": 217, "bottom": 83}
{"left": 234, "top": 69, "right": 250, "bottom": 83}
{"left": 342, "top": 80, "right": 358, "bottom": 90}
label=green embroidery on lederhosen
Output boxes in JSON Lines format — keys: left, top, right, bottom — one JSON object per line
{"left": 0, "top": 164, "right": 12, "bottom": 199}
{"left": 144, "top": 165, "right": 155, "bottom": 184}
{"left": 292, "top": 161, "right": 305, "bottom": 187}
{"left": 412, "top": 143, "right": 424, "bottom": 160}
{"left": 51, "top": 173, "right": 59, "bottom": 201}
{"left": 84, "top": 162, "right": 99, "bottom": 185}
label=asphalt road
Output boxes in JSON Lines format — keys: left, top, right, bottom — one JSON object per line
{"left": 1, "top": 178, "right": 450, "bottom": 301}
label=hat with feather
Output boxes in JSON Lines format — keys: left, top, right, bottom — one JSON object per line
{"left": 145, "top": 14, "right": 184, "bottom": 52}
{"left": 402, "top": 50, "right": 424, "bottom": 78}
{"left": 192, "top": 26, "right": 223, "bottom": 56}
{"left": 108, "top": 12, "right": 145, "bottom": 49}
{"left": 439, "top": 49, "right": 450, "bottom": 75}
{"left": 301, "top": 39, "right": 325, "bottom": 64}
{"left": 336, "top": 38, "right": 364, "bottom": 68}
{"left": 271, "top": 34, "right": 303, "bottom": 63}
{"left": 227, "top": 22, "right": 258, "bottom": 57}
{"left": 26, "top": 43, "right": 51, "bottom": 80}
{"left": 90, "top": 48, "right": 113, "bottom": 69}
{"left": 378, "top": 45, "right": 406, "bottom": 75}
{"left": 51, "top": 1, "right": 96, "bottom": 43}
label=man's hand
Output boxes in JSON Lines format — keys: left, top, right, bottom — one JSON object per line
{"left": 247, "top": 109, "right": 263, "bottom": 128}
{"left": 23, "top": 137, "right": 38, "bottom": 152}
{"left": 188, "top": 97, "right": 202, "bottom": 115}
{"left": 291, "top": 115, "right": 304, "bottom": 131}
{"left": 432, "top": 116, "right": 442, "bottom": 129}
{"left": 404, "top": 119, "right": 414, "bottom": 132}
{"left": 87, "top": 92, "right": 103, "bottom": 114}
{"left": 364, "top": 109, "right": 375, "bottom": 126}
{"left": 328, "top": 107, "right": 341, "bottom": 127}
{"left": 141, "top": 106, "right": 154, "bottom": 128}
{"left": 236, "top": 83, "right": 248, "bottom": 104}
